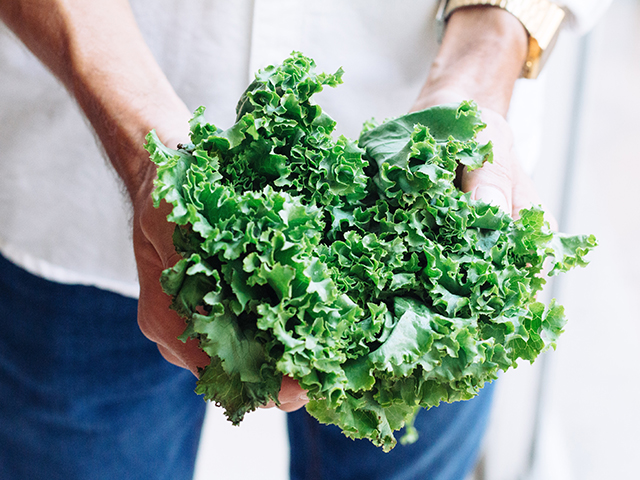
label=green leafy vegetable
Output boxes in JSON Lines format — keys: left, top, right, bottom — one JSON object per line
{"left": 146, "top": 52, "right": 596, "bottom": 451}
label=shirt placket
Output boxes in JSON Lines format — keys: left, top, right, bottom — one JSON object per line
{"left": 248, "top": 0, "right": 306, "bottom": 82}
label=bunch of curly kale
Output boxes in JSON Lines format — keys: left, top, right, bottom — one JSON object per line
{"left": 145, "top": 52, "right": 595, "bottom": 451}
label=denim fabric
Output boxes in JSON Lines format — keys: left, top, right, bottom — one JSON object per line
{"left": 287, "top": 370, "right": 495, "bottom": 480}
{"left": 0, "top": 254, "right": 206, "bottom": 480}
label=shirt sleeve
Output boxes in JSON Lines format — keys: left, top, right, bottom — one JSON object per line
{"left": 558, "top": 0, "right": 613, "bottom": 33}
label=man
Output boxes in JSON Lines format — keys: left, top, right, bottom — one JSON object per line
{"left": 0, "top": 1, "right": 608, "bottom": 479}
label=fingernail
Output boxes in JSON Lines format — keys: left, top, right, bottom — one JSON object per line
{"left": 474, "top": 186, "right": 509, "bottom": 213}
{"left": 298, "top": 393, "right": 309, "bottom": 402}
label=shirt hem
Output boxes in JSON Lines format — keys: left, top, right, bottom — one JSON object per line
{"left": 0, "top": 241, "right": 140, "bottom": 299}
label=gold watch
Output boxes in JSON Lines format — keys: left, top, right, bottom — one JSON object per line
{"left": 436, "top": 0, "right": 566, "bottom": 79}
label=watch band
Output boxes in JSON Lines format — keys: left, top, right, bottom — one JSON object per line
{"left": 437, "top": 0, "right": 566, "bottom": 79}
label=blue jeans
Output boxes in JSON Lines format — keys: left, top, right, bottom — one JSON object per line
{"left": 0, "top": 254, "right": 206, "bottom": 480}
{"left": 0, "top": 253, "right": 494, "bottom": 479}
{"left": 287, "top": 371, "right": 495, "bottom": 480}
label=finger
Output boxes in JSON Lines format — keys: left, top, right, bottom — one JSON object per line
{"left": 138, "top": 198, "right": 182, "bottom": 268}
{"left": 276, "top": 398, "right": 309, "bottom": 413}
{"left": 278, "top": 376, "right": 309, "bottom": 412}
{"left": 461, "top": 109, "right": 515, "bottom": 214}
{"left": 156, "top": 343, "right": 188, "bottom": 370}
{"left": 260, "top": 376, "right": 309, "bottom": 412}
{"left": 137, "top": 280, "right": 211, "bottom": 376}
{"left": 509, "top": 160, "right": 560, "bottom": 230}
{"left": 462, "top": 161, "right": 512, "bottom": 214}
{"left": 134, "top": 221, "right": 210, "bottom": 376}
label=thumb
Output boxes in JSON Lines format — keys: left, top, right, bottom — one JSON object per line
{"left": 471, "top": 183, "right": 511, "bottom": 214}
{"left": 460, "top": 107, "right": 516, "bottom": 215}
{"left": 462, "top": 161, "right": 513, "bottom": 214}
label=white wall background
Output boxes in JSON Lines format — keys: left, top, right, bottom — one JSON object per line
{"left": 484, "top": 1, "right": 640, "bottom": 479}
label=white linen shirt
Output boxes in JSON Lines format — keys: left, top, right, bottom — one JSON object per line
{"left": 0, "top": 0, "right": 610, "bottom": 297}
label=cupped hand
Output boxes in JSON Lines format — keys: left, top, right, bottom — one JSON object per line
{"left": 411, "top": 91, "right": 545, "bottom": 222}
{"left": 131, "top": 130, "right": 309, "bottom": 411}
{"left": 132, "top": 151, "right": 211, "bottom": 377}
{"left": 461, "top": 106, "right": 544, "bottom": 221}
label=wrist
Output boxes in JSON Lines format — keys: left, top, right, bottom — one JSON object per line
{"left": 415, "top": 6, "right": 528, "bottom": 116}
{"left": 73, "top": 73, "right": 190, "bottom": 203}
{"left": 63, "top": 6, "right": 191, "bottom": 201}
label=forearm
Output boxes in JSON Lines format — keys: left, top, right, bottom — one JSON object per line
{"left": 415, "top": 6, "right": 529, "bottom": 116}
{"left": 0, "top": 0, "right": 189, "bottom": 200}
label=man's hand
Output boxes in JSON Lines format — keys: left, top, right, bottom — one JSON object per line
{"left": 411, "top": 6, "right": 542, "bottom": 220}
{"left": 133, "top": 152, "right": 211, "bottom": 376}
{"left": 462, "top": 107, "right": 543, "bottom": 220}
{"left": 133, "top": 130, "right": 310, "bottom": 409}
{"left": 413, "top": 97, "right": 542, "bottom": 220}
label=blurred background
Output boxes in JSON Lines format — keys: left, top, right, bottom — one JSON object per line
{"left": 483, "top": 0, "right": 640, "bottom": 478}
{"left": 193, "top": 1, "right": 639, "bottom": 478}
